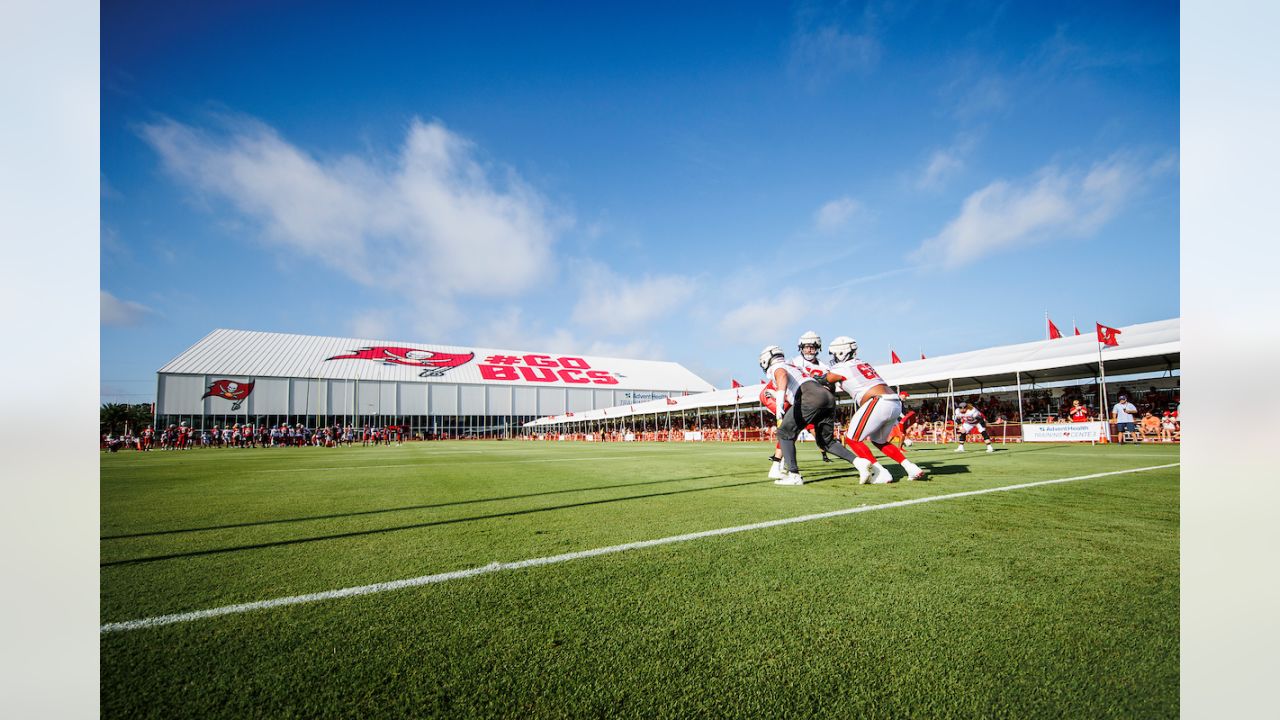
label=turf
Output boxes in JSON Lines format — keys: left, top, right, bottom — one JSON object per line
{"left": 101, "top": 440, "right": 1179, "bottom": 718}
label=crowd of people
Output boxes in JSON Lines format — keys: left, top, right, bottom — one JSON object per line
{"left": 100, "top": 423, "right": 413, "bottom": 452}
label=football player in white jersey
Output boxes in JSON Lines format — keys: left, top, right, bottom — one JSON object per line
{"left": 791, "top": 331, "right": 832, "bottom": 462}
{"left": 953, "top": 403, "right": 994, "bottom": 452}
{"left": 759, "top": 345, "right": 861, "bottom": 486}
{"left": 792, "top": 331, "right": 828, "bottom": 378}
{"left": 823, "top": 336, "right": 926, "bottom": 483}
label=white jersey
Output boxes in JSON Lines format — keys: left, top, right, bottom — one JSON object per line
{"left": 955, "top": 407, "right": 985, "bottom": 428}
{"left": 828, "top": 358, "right": 889, "bottom": 405}
{"left": 791, "top": 354, "right": 829, "bottom": 380}
{"left": 768, "top": 361, "right": 814, "bottom": 407}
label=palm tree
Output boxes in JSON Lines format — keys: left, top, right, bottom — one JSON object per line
{"left": 100, "top": 403, "right": 129, "bottom": 435}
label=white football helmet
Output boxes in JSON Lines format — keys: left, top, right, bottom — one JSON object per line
{"left": 829, "top": 336, "right": 858, "bottom": 363}
{"left": 758, "top": 345, "right": 786, "bottom": 371}
{"left": 797, "top": 331, "right": 822, "bottom": 362}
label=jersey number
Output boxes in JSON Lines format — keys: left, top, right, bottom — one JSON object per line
{"left": 856, "top": 363, "right": 880, "bottom": 380}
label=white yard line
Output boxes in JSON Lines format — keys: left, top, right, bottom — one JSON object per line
{"left": 100, "top": 463, "right": 1179, "bottom": 634}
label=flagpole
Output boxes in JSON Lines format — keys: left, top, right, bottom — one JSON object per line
{"left": 1044, "top": 311, "right": 1049, "bottom": 340}
{"left": 1016, "top": 370, "right": 1024, "bottom": 428}
{"left": 1097, "top": 332, "right": 1110, "bottom": 443}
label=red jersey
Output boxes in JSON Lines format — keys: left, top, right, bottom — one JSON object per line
{"left": 1069, "top": 406, "right": 1090, "bottom": 422}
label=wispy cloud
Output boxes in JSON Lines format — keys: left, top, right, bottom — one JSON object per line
{"left": 718, "top": 293, "right": 810, "bottom": 347}
{"left": 101, "top": 290, "right": 156, "bottom": 326}
{"left": 348, "top": 310, "right": 394, "bottom": 340}
{"left": 788, "top": 3, "right": 881, "bottom": 88}
{"left": 916, "top": 133, "right": 979, "bottom": 190}
{"left": 912, "top": 152, "right": 1174, "bottom": 268}
{"left": 140, "top": 114, "right": 564, "bottom": 335}
{"left": 478, "top": 307, "right": 667, "bottom": 360}
{"left": 813, "top": 196, "right": 861, "bottom": 231}
{"left": 570, "top": 261, "right": 697, "bottom": 335}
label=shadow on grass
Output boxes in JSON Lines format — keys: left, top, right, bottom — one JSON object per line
{"left": 101, "top": 475, "right": 772, "bottom": 567}
{"left": 102, "top": 471, "right": 746, "bottom": 541}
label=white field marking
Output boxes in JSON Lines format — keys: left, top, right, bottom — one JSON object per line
{"left": 100, "top": 462, "right": 1178, "bottom": 634}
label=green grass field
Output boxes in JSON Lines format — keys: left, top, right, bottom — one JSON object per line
{"left": 101, "top": 440, "right": 1179, "bottom": 718}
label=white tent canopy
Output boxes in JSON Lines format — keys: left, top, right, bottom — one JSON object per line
{"left": 525, "top": 318, "right": 1179, "bottom": 428}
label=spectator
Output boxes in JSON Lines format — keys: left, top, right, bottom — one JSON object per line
{"left": 1141, "top": 412, "right": 1161, "bottom": 441}
{"left": 1112, "top": 394, "right": 1138, "bottom": 441}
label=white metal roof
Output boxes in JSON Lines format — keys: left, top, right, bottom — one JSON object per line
{"left": 526, "top": 318, "right": 1179, "bottom": 426}
{"left": 158, "top": 329, "right": 715, "bottom": 392}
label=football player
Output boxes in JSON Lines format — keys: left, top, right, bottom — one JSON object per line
{"left": 792, "top": 331, "right": 832, "bottom": 462}
{"left": 953, "top": 403, "right": 994, "bottom": 452}
{"left": 759, "top": 345, "right": 861, "bottom": 486}
{"left": 823, "top": 336, "right": 927, "bottom": 483}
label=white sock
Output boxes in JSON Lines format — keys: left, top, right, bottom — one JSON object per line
{"left": 853, "top": 457, "right": 871, "bottom": 473}
{"left": 902, "top": 460, "right": 921, "bottom": 475}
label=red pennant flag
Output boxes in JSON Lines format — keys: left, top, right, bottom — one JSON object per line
{"left": 665, "top": 397, "right": 678, "bottom": 406}
{"left": 1096, "top": 323, "right": 1121, "bottom": 347}
{"left": 1048, "top": 317, "right": 1063, "bottom": 339}
{"left": 731, "top": 379, "right": 743, "bottom": 388}
{"left": 565, "top": 411, "right": 575, "bottom": 417}
{"left": 920, "top": 352, "right": 927, "bottom": 360}
{"left": 1074, "top": 325, "right": 1081, "bottom": 335}
{"left": 891, "top": 350, "right": 902, "bottom": 364}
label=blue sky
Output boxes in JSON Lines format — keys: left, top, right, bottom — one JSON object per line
{"left": 101, "top": 0, "right": 1179, "bottom": 401}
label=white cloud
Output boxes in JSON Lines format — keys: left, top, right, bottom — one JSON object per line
{"left": 916, "top": 135, "right": 978, "bottom": 190}
{"left": 718, "top": 293, "right": 810, "bottom": 347}
{"left": 140, "top": 115, "right": 563, "bottom": 331}
{"left": 348, "top": 310, "right": 394, "bottom": 340}
{"left": 814, "top": 197, "right": 860, "bottom": 231}
{"left": 477, "top": 307, "right": 666, "bottom": 360}
{"left": 101, "top": 291, "right": 155, "bottom": 326}
{"left": 570, "top": 262, "right": 697, "bottom": 334}
{"left": 912, "top": 153, "right": 1167, "bottom": 268}
{"left": 788, "top": 4, "right": 881, "bottom": 88}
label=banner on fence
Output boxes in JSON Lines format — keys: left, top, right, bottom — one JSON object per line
{"left": 1021, "top": 422, "right": 1107, "bottom": 442}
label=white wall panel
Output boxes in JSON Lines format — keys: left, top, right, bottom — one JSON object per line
{"left": 567, "top": 388, "right": 593, "bottom": 412}
{"left": 254, "top": 378, "right": 289, "bottom": 415}
{"left": 290, "top": 379, "right": 326, "bottom": 415}
{"left": 159, "top": 374, "right": 207, "bottom": 415}
{"left": 399, "top": 382, "right": 427, "bottom": 415}
{"left": 379, "top": 382, "right": 397, "bottom": 415}
{"left": 538, "top": 387, "right": 567, "bottom": 415}
{"left": 329, "top": 380, "right": 354, "bottom": 415}
{"left": 513, "top": 387, "right": 537, "bottom": 416}
{"left": 487, "top": 386, "right": 512, "bottom": 416}
{"left": 460, "top": 385, "right": 485, "bottom": 415}
{"left": 593, "top": 389, "right": 615, "bottom": 409}
{"left": 430, "top": 384, "right": 458, "bottom": 415}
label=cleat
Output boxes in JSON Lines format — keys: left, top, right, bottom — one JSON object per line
{"left": 853, "top": 457, "right": 872, "bottom": 484}
{"left": 985, "top": 445, "right": 994, "bottom": 453}
{"left": 954, "top": 445, "right": 965, "bottom": 452}
{"left": 908, "top": 469, "right": 927, "bottom": 481}
{"left": 774, "top": 472, "right": 805, "bottom": 486}
{"left": 768, "top": 462, "right": 783, "bottom": 480}
{"left": 871, "top": 465, "right": 896, "bottom": 484}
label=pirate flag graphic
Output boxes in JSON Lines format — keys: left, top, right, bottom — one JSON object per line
{"left": 203, "top": 379, "right": 254, "bottom": 410}
{"left": 326, "top": 346, "right": 475, "bottom": 377}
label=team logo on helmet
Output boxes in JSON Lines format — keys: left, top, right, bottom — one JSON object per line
{"left": 202, "top": 379, "right": 255, "bottom": 410}
{"left": 326, "top": 346, "right": 475, "bottom": 377}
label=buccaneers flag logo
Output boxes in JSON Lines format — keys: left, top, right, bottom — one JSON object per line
{"left": 326, "top": 346, "right": 475, "bottom": 377}
{"left": 202, "top": 379, "right": 254, "bottom": 410}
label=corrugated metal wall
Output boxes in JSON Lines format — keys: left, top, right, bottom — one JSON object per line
{"left": 158, "top": 373, "right": 672, "bottom": 419}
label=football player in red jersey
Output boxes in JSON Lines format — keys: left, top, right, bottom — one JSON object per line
{"left": 1068, "top": 399, "right": 1090, "bottom": 422}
